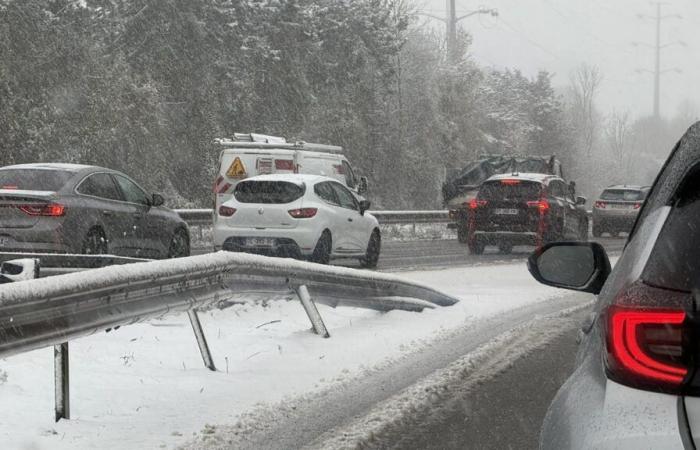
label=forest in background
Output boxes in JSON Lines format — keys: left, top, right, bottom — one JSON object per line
{"left": 1, "top": 0, "right": 696, "bottom": 208}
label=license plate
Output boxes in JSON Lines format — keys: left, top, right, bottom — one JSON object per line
{"left": 610, "top": 204, "right": 629, "bottom": 209}
{"left": 493, "top": 208, "right": 519, "bottom": 215}
{"left": 246, "top": 237, "right": 275, "bottom": 247}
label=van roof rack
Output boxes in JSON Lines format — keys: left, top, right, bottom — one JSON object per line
{"left": 215, "top": 133, "right": 343, "bottom": 154}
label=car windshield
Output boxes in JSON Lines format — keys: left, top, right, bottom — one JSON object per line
{"left": 600, "top": 189, "right": 645, "bottom": 201}
{"left": 233, "top": 180, "right": 304, "bottom": 203}
{"left": 0, "top": 169, "right": 74, "bottom": 191}
{"left": 2, "top": 1, "right": 700, "bottom": 448}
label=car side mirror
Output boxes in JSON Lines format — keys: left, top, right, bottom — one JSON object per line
{"left": 358, "top": 176, "right": 369, "bottom": 195}
{"left": 527, "top": 242, "right": 611, "bottom": 295}
{"left": 359, "top": 199, "right": 371, "bottom": 215}
{"left": 576, "top": 196, "right": 587, "bottom": 205}
{"left": 151, "top": 193, "right": 165, "bottom": 207}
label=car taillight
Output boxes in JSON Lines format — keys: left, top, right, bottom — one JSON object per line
{"left": 213, "top": 175, "right": 232, "bottom": 194}
{"left": 633, "top": 202, "right": 642, "bottom": 209}
{"left": 218, "top": 205, "right": 237, "bottom": 217}
{"left": 526, "top": 200, "right": 550, "bottom": 211}
{"left": 19, "top": 203, "right": 66, "bottom": 217}
{"left": 595, "top": 201, "right": 607, "bottom": 209}
{"left": 468, "top": 199, "right": 487, "bottom": 210}
{"left": 500, "top": 179, "right": 520, "bottom": 185}
{"left": 275, "top": 159, "right": 295, "bottom": 171}
{"left": 604, "top": 283, "right": 694, "bottom": 393}
{"left": 288, "top": 208, "right": 317, "bottom": 218}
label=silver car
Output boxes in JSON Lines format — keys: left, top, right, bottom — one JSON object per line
{"left": 0, "top": 163, "right": 189, "bottom": 258}
{"left": 592, "top": 185, "right": 650, "bottom": 237}
{"left": 527, "top": 123, "right": 700, "bottom": 449}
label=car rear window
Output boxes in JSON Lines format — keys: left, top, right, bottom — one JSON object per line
{"left": 479, "top": 180, "right": 542, "bottom": 200}
{"left": 600, "top": 189, "right": 645, "bottom": 201}
{"left": 0, "top": 169, "right": 74, "bottom": 191}
{"left": 233, "top": 180, "right": 304, "bottom": 204}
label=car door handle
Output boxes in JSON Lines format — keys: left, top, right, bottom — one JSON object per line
{"left": 348, "top": 218, "right": 353, "bottom": 222}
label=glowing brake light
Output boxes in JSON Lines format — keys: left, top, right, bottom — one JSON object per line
{"left": 595, "top": 201, "right": 607, "bottom": 209}
{"left": 1, "top": 185, "right": 18, "bottom": 190}
{"left": 633, "top": 202, "right": 642, "bottom": 209}
{"left": 288, "top": 208, "right": 318, "bottom": 219}
{"left": 218, "top": 205, "right": 237, "bottom": 217}
{"left": 19, "top": 203, "right": 66, "bottom": 217}
{"left": 606, "top": 306, "right": 688, "bottom": 388}
{"left": 468, "top": 199, "right": 487, "bottom": 210}
{"left": 500, "top": 179, "right": 521, "bottom": 185}
{"left": 526, "top": 200, "right": 550, "bottom": 212}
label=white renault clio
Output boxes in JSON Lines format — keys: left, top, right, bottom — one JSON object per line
{"left": 213, "top": 174, "right": 381, "bottom": 267}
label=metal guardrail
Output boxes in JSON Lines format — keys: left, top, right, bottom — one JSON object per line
{"left": 0, "top": 251, "right": 458, "bottom": 421}
{"left": 174, "top": 209, "right": 452, "bottom": 226}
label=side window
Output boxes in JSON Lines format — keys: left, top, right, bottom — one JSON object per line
{"left": 314, "top": 182, "right": 340, "bottom": 206}
{"left": 331, "top": 183, "right": 359, "bottom": 211}
{"left": 114, "top": 175, "right": 150, "bottom": 206}
{"left": 342, "top": 161, "right": 356, "bottom": 189}
{"left": 549, "top": 181, "right": 564, "bottom": 198}
{"left": 77, "top": 173, "right": 122, "bottom": 201}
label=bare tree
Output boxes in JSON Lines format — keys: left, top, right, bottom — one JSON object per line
{"left": 605, "top": 110, "right": 631, "bottom": 176}
{"left": 569, "top": 64, "right": 603, "bottom": 157}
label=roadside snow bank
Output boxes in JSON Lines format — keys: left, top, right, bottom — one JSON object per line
{"left": 1, "top": 261, "right": 571, "bottom": 450}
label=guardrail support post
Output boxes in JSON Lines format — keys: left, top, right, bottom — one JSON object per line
{"left": 188, "top": 309, "right": 216, "bottom": 371}
{"left": 54, "top": 342, "right": 70, "bottom": 422}
{"left": 294, "top": 285, "right": 330, "bottom": 338}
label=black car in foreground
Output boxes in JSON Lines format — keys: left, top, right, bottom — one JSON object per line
{"left": 467, "top": 173, "right": 588, "bottom": 254}
{"left": 0, "top": 163, "right": 189, "bottom": 259}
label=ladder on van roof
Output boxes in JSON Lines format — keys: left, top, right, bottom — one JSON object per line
{"left": 215, "top": 133, "right": 344, "bottom": 154}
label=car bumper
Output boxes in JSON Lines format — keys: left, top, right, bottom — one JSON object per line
{"left": 0, "top": 227, "right": 75, "bottom": 254}
{"left": 213, "top": 226, "right": 319, "bottom": 256}
{"left": 473, "top": 231, "right": 538, "bottom": 246}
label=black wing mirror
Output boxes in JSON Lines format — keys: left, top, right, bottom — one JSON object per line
{"left": 151, "top": 193, "right": 165, "bottom": 207}
{"left": 528, "top": 242, "right": 611, "bottom": 295}
{"left": 576, "top": 196, "right": 587, "bottom": 205}
{"left": 359, "top": 199, "right": 371, "bottom": 215}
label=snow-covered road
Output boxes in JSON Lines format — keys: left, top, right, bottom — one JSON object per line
{"left": 0, "top": 261, "right": 595, "bottom": 450}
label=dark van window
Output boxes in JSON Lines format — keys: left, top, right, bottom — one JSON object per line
{"left": 479, "top": 180, "right": 542, "bottom": 201}
{"left": 0, "top": 169, "right": 74, "bottom": 191}
{"left": 77, "top": 173, "right": 122, "bottom": 201}
{"left": 234, "top": 181, "right": 305, "bottom": 204}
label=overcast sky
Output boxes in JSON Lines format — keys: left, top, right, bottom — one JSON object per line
{"left": 419, "top": 0, "right": 700, "bottom": 120}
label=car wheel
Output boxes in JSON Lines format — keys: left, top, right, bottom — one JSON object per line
{"left": 311, "top": 231, "right": 332, "bottom": 264}
{"left": 468, "top": 239, "right": 485, "bottom": 255}
{"left": 498, "top": 242, "right": 513, "bottom": 254}
{"left": 360, "top": 230, "right": 381, "bottom": 268}
{"left": 168, "top": 228, "right": 190, "bottom": 258}
{"left": 82, "top": 228, "right": 108, "bottom": 255}
{"left": 457, "top": 224, "right": 469, "bottom": 243}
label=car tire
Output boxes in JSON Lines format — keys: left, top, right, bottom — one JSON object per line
{"left": 168, "top": 228, "right": 190, "bottom": 258}
{"left": 311, "top": 231, "right": 332, "bottom": 264}
{"left": 498, "top": 242, "right": 513, "bottom": 254}
{"left": 82, "top": 228, "right": 108, "bottom": 255}
{"left": 457, "top": 224, "right": 469, "bottom": 243}
{"left": 468, "top": 239, "right": 485, "bottom": 255}
{"left": 360, "top": 230, "right": 381, "bottom": 269}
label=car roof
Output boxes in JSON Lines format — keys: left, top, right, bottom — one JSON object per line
{"left": 241, "top": 173, "right": 332, "bottom": 184}
{"left": 485, "top": 172, "right": 558, "bottom": 184}
{"left": 1, "top": 163, "right": 101, "bottom": 173}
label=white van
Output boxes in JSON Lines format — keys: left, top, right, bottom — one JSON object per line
{"left": 212, "top": 133, "right": 367, "bottom": 215}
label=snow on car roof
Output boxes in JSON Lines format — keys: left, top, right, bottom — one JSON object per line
{"left": 2, "top": 163, "right": 96, "bottom": 172}
{"left": 485, "top": 172, "right": 557, "bottom": 183}
{"left": 241, "top": 173, "right": 330, "bottom": 184}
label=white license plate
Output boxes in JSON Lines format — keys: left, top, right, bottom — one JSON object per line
{"left": 493, "top": 208, "right": 519, "bottom": 215}
{"left": 246, "top": 237, "right": 275, "bottom": 247}
{"left": 610, "top": 204, "right": 629, "bottom": 209}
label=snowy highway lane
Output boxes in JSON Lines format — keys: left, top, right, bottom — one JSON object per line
{"left": 0, "top": 259, "right": 596, "bottom": 450}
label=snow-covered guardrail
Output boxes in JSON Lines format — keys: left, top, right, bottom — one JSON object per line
{"left": 174, "top": 209, "right": 452, "bottom": 226}
{"left": 0, "top": 252, "right": 458, "bottom": 421}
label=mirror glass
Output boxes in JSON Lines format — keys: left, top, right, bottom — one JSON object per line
{"left": 152, "top": 193, "right": 165, "bottom": 207}
{"left": 537, "top": 245, "right": 595, "bottom": 288}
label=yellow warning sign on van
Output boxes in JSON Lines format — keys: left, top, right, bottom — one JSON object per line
{"left": 226, "top": 157, "right": 247, "bottom": 179}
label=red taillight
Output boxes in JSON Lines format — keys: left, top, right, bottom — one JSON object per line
{"left": 595, "top": 200, "right": 607, "bottom": 209}
{"left": 1, "top": 185, "right": 18, "bottom": 190}
{"left": 606, "top": 305, "right": 688, "bottom": 388}
{"left": 218, "top": 205, "right": 237, "bottom": 217}
{"left": 213, "top": 176, "right": 232, "bottom": 194}
{"left": 275, "top": 159, "right": 295, "bottom": 171}
{"left": 468, "top": 199, "right": 487, "bottom": 210}
{"left": 633, "top": 202, "right": 642, "bottom": 210}
{"left": 500, "top": 179, "right": 520, "bottom": 185}
{"left": 19, "top": 203, "right": 65, "bottom": 217}
{"left": 526, "top": 200, "right": 550, "bottom": 212}
{"left": 288, "top": 208, "right": 317, "bottom": 219}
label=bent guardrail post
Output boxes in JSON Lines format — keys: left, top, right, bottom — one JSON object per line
{"left": 187, "top": 309, "right": 216, "bottom": 371}
{"left": 54, "top": 342, "right": 70, "bottom": 422}
{"left": 293, "top": 284, "right": 330, "bottom": 338}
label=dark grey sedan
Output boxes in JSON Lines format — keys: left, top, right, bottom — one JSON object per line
{"left": 0, "top": 163, "right": 190, "bottom": 258}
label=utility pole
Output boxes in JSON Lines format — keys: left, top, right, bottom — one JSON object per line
{"left": 416, "top": 4, "right": 498, "bottom": 63}
{"left": 635, "top": 3, "right": 683, "bottom": 119}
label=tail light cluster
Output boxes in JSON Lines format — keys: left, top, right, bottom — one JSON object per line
{"left": 18, "top": 203, "right": 66, "bottom": 217}
{"left": 595, "top": 201, "right": 607, "bottom": 209}
{"left": 218, "top": 205, "right": 237, "bottom": 217}
{"left": 213, "top": 175, "right": 232, "bottom": 194}
{"left": 604, "top": 282, "right": 695, "bottom": 393}
{"left": 467, "top": 199, "right": 487, "bottom": 210}
{"left": 288, "top": 208, "right": 317, "bottom": 219}
{"left": 526, "top": 200, "right": 550, "bottom": 212}
{"left": 633, "top": 202, "right": 643, "bottom": 209}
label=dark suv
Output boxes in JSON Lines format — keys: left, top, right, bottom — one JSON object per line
{"left": 467, "top": 173, "right": 588, "bottom": 254}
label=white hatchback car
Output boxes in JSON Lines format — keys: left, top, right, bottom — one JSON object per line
{"left": 213, "top": 174, "right": 381, "bottom": 267}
